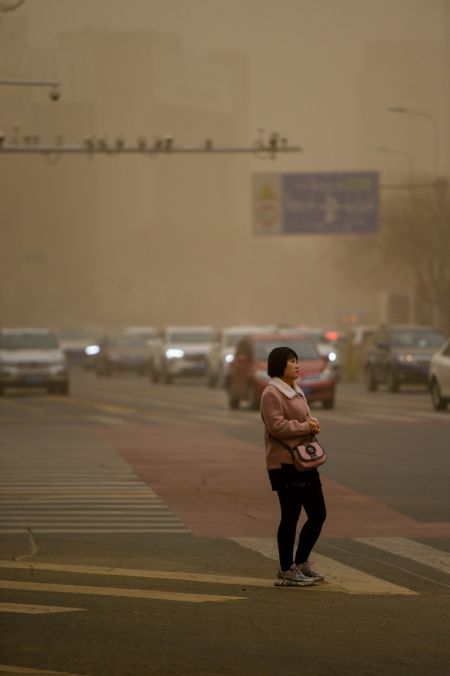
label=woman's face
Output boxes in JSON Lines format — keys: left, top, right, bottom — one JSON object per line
{"left": 283, "top": 356, "right": 300, "bottom": 382}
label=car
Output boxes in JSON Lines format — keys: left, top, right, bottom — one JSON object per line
{"left": 206, "top": 325, "right": 276, "bottom": 388}
{"left": 148, "top": 326, "right": 218, "bottom": 383}
{"left": 428, "top": 338, "right": 450, "bottom": 410}
{"left": 55, "top": 327, "right": 102, "bottom": 365}
{"left": 340, "top": 324, "right": 377, "bottom": 381}
{"left": 95, "top": 332, "right": 151, "bottom": 376}
{"left": 364, "top": 324, "right": 445, "bottom": 392}
{"left": 0, "top": 328, "right": 69, "bottom": 395}
{"left": 225, "top": 332, "right": 336, "bottom": 410}
{"left": 282, "top": 327, "right": 342, "bottom": 380}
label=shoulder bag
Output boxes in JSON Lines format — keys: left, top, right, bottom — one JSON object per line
{"left": 271, "top": 434, "right": 327, "bottom": 472}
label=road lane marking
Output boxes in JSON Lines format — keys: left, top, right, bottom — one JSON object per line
{"left": 85, "top": 415, "right": 125, "bottom": 425}
{"left": 359, "top": 412, "right": 418, "bottom": 423}
{"left": 0, "top": 580, "right": 245, "bottom": 603}
{"left": 0, "top": 560, "right": 273, "bottom": 588}
{"left": 0, "top": 665, "right": 86, "bottom": 675}
{"left": 356, "top": 537, "right": 450, "bottom": 576}
{"left": 0, "top": 602, "right": 85, "bottom": 614}
{"left": 230, "top": 537, "right": 417, "bottom": 595}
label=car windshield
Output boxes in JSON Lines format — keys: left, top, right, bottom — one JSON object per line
{"left": 0, "top": 333, "right": 58, "bottom": 350}
{"left": 391, "top": 329, "right": 444, "bottom": 349}
{"left": 57, "top": 329, "right": 95, "bottom": 340}
{"left": 254, "top": 339, "right": 319, "bottom": 361}
{"left": 108, "top": 335, "right": 148, "bottom": 347}
{"left": 225, "top": 333, "right": 248, "bottom": 347}
{"left": 169, "top": 332, "right": 214, "bottom": 343}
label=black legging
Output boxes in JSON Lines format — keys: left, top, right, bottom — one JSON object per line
{"left": 276, "top": 481, "right": 326, "bottom": 571}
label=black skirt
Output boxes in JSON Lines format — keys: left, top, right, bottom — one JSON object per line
{"left": 268, "top": 464, "right": 321, "bottom": 491}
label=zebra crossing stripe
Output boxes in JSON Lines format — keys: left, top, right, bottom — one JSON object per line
{"left": 229, "top": 537, "right": 417, "bottom": 595}
{"left": 355, "top": 537, "right": 450, "bottom": 576}
{"left": 0, "top": 602, "right": 85, "bottom": 614}
{"left": 0, "top": 665, "right": 84, "bottom": 675}
{"left": 0, "top": 580, "right": 245, "bottom": 604}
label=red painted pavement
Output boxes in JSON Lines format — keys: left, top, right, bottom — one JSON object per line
{"left": 96, "top": 423, "right": 450, "bottom": 538}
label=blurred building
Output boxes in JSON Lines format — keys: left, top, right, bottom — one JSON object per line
{"left": 0, "top": 4, "right": 448, "bottom": 331}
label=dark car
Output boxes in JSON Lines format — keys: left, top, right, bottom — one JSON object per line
{"left": 364, "top": 324, "right": 445, "bottom": 392}
{"left": 95, "top": 333, "right": 150, "bottom": 376}
{"left": 225, "top": 333, "right": 336, "bottom": 410}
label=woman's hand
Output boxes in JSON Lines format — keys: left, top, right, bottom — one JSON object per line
{"left": 308, "top": 417, "right": 321, "bottom": 434}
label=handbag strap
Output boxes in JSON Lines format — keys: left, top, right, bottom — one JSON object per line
{"left": 268, "top": 431, "right": 316, "bottom": 451}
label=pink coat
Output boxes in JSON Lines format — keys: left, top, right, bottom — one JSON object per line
{"left": 260, "top": 377, "right": 319, "bottom": 470}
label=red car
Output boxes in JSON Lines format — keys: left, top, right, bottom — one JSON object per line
{"left": 225, "top": 333, "right": 336, "bottom": 410}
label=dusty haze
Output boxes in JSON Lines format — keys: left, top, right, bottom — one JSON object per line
{"left": 1, "top": 0, "right": 449, "bottom": 330}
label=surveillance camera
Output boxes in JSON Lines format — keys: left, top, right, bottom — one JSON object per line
{"left": 49, "top": 87, "right": 61, "bottom": 102}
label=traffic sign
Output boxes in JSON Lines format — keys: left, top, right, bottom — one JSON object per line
{"left": 253, "top": 171, "right": 379, "bottom": 235}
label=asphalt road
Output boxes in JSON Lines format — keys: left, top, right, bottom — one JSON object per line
{"left": 0, "top": 369, "right": 449, "bottom": 676}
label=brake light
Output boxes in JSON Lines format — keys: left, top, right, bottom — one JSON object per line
{"left": 325, "top": 331, "right": 338, "bottom": 341}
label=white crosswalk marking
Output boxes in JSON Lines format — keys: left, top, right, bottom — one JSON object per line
{"left": 0, "top": 447, "right": 189, "bottom": 534}
{"left": 230, "top": 537, "right": 418, "bottom": 595}
{"left": 356, "top": 537, "right": 450, "bottom": 576}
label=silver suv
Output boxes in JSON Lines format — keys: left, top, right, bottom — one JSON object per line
{"left": 0, "top": 328, "right": 69, "bottom": 395}
{"left": 148, "top": 326, "right": 218, "bottom": 384}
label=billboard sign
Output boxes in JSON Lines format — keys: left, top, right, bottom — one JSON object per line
{"left": 253, "top": 171, "right": 379, "bottom": 236}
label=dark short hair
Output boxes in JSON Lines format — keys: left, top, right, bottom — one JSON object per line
{"left": 267, "top": 346, "right": 298, "bottom": 378}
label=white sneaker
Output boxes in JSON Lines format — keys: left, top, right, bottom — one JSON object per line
{"left": 295, "top": 561, "right": 325, "bottom": 581}
{"left": 275, "top": 566, "right": 316, "bottom": 587}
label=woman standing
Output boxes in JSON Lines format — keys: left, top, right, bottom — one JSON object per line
{"left": 260, "top": 346, "right": 327, "bottom": 586}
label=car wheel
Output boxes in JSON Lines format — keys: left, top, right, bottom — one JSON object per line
{"left": 430, "top": 379, "right": 448, "bottom": 411}
{"left": 207, "top": 372, "right": 218, "bottom": 388}
{"left": 228, "top": 394, "right": 239, "bottom": 411}
{"left": 322, "top": 398, "right": 335, "bottom": 410}
{"left": 0, "top": 385, "right": 4, "bottom": 396}
{"left": 387, "top": 368, "right": 400, "bottom": 393}
{"left": 162, "top": 366, "right": 172, "bottom": 384}
{"left": 149, "top": 362, "right": 160, "bottom": 383}
{"left": 365, "top": 367, "right": 377, "bottom": 392}
{"left": 59, "top": 382, "right": 69, "bottom": 395}
{"left": 248, "top": 384, "right": 260, "bottom": 411}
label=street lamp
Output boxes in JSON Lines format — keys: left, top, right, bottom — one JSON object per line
{"left": 387, "top": 105, "right": 439, "bottom": 182}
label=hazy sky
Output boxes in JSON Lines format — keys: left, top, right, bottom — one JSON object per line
{"left": 1, "top": 1, "right": 448, "bottom": 328}
{"left": 21, "top": 0, "right": 449, "bottom": 171}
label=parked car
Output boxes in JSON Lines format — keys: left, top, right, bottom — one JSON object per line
{"left": 95, "top": 332, "right": 151, "bottom": 376}
{"left": 206, "top": 325, "right": 276, "bottom": 388}
{"left": 364, "top": 324, "right": 445, "bottom": 392}
{"left": 225, "top": 332, "right": 336, "bottom": 410}
{"left": 0, "top": 328, "right": 69, "bottom": 395}
{"left": 148, "top": 326, "right": 218, "bottom": 383}
{"left": 429, "top": 338, "right": 450, "bottom": 410}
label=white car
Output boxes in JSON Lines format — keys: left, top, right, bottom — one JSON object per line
{"left": 148, "top": 326, "right": 218, "bottom": 384}
{"left": 281, "top": 327, "right": 341, "bottom": 379}
{"left": 206, "top": 325, "right": 276, "bottom": 387}
{"left": 429, "top": 338, "right": 450, "bottom": 410}
{"left": 0, "top": 328, "right": 69, "bottom": 395}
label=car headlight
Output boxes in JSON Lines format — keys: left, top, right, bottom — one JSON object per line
{"left": 328, "top": 351, "right": 337, "bottom": 363}
{"left": 166, "top": 348, "right": 184, "bottom": 359}
{"left": 224, "top": 353, "right": 234, "bottom": 364}
{"left": 397, "top": 354, "right": 414, "bottom": 363}
{"left": 85, "top": 344, "right": 100, "bottom": 356}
